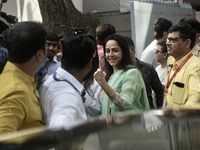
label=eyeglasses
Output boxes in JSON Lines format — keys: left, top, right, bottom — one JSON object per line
{"left": 167, "top": 37, "right": 182, "bottom": 43}
{"left": 155, "top": 50, "right": 164, "bottom": 54}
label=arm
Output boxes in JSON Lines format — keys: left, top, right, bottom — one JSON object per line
{"left": 150, "top": 67, "right": 164, "bottom": 108}
{"left": 83, "top": 79, "right": 102, "bottom": 116}
{"left": 185, "top": 64, "right": 200, "bottom": 107}
{"left": 111, "top": 69, "right": 147, "bottom": 110}
{"left": 49, "top": 93, "right": 87, "bottom": 128}
{"left": 0, "top": 89, "right": 26, "bottom": 134}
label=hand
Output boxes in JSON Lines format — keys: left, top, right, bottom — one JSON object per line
{"left": 94, "top": 58, "right": 106, "bottom": 86}
{"left": 56, "top": 52, "right": 62, "bottom": 62}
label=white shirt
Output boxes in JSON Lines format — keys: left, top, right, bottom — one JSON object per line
{"left": 39, "top": 67, "right": 87, "bottom": 128}
{"left": 155, "top": 65, "right": 167, "bottom": 86}
{"left": 84, "top": 79, "right": 102, "bottom": 118}
{"left": 47, "top": 56, "right": 61, "bottom": 75}
{"left": 141, "top": 40, "right": 160, "bottom": 68}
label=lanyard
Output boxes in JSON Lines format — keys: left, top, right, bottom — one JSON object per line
{"left": 53, "top": 72, "right": 86, "bottom": 103}
{"left": 165, "top": 52, "right": 193, "bottom": 93}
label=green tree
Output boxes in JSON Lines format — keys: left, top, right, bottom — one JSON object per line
{"left": 38, "top": 0, "right": 100, "bottom": 37}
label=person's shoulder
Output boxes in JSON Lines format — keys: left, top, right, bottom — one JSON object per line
{"left": 137, "top": 59, "right": 154, "bottom": 70}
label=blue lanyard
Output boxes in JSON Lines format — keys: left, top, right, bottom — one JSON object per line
{"left": 53, "top": 72, "right": 86, "bottom": 103}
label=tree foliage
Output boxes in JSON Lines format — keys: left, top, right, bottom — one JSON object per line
{"left": 38, "top": 0, "right": 100, "bottom": 37}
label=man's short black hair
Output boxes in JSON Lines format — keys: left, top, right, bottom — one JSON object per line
{"left": 96, "top": 24, "right": 116, "bottom": 45}
{"left": 153, "top": 18, "right": 172, "bottom": 40}
{"left": 46, "top": 31, "right": 59, "bottom": 42}
{"left": 158, "top": 41, "right": 167, "bottom": 53}
{"left": 179, "top": 17, "right": 200, "bottom": 33}
{"left": 168, "top": 22, "right": 196, "bottom": 49}
{"left": 62, "top": 35, "right": 95, "bottom": 70}
{"left": 123, "top": 36, "right": 135, "bottom": 48}
{"left": 5, "top": 21, "right": 47, "bottom": 63}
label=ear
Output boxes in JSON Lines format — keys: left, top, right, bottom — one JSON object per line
{"left": 87, "top": 58, "right": 93, "bottom": 70}
{"left": 185, "top": 39, "right": 192, "bottom": 49}
{"left": 93, "top": 50, "right": 97, "bottom": 58}
{"left": 163, "top": 53, "right": 168, "bottom": 59}
{"left": 163, "top": 31, "right": 168, "bottom": 38}
{"left": 35, "top": 49, "right": 45, "bottom": 62}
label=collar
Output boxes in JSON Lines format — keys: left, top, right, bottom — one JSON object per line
{"left": 52, "top": 56, "right": 59, "bottom": 63}
{"left": 55, "top": 67, "right": 84, "bottom": 93}
{"left": 172, "top": 51, "right": 192, "bottom": 70}
{"left": 191, "top": 43, "right": 200, "bottom": 56}
{"left": 4, "top": 61, "right": 37, "bottom": 87}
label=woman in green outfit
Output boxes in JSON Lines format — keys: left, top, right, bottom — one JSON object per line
{"left": 94, "top": 34, "right": 150, "bottom": 116}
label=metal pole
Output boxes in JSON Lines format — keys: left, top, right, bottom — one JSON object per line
{"left": 16, "top": 0, "right": 21, "bottom": 22}
{"left": 130, "top": 0, "right": 137, "bottom": 56}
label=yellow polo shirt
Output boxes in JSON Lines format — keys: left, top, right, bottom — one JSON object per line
{"left": 165, "top": 52, "right": 200, "bottom": 109}
{"left": 0, "top": 61, "right": 44, "bottom": 135}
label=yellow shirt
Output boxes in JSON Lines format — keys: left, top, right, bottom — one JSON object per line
{"left": 0, "top": 61, "right": 44, "bottom": 134}
{"left": 167, "top": 44, "right": 200, "bottom": 75}
{"left": 165, "top": 52, "right": 200, "bottom": 109}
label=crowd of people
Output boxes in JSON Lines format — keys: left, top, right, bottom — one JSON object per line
{"left": 0, "top": 15, "right": 200, "bottom": 139}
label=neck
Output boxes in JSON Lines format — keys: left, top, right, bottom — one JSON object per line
{"left": 65, "top": 68, "right": 85, "bottom": 83}
{"left": 113, "top": 66, "right": 119, "bottom": 75}
{"left": 174, "top": 50, "right": 191, "bottom": 62}
{"left": 48, "top": 57, "right": 53, "bottom": 65}
{"left": 13, "top": 62, "right": 36, "bottom": 77}
{"left": 132, "top": 57, "right": 137, "bottom": 67}
{"left": 160, "top": 60, "right": 167, "bottom": 69}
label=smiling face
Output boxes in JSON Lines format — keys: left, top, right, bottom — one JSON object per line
{"left": 46, "top": 40, "right": 58, "bottom": 58}
{"left": 105, "top": 40, "right": 123, "bottom": 69}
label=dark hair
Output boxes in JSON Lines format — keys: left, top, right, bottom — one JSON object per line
{"left": 5, "top": 21, "right": 47, "bottom": 63}
{"left": 62, "top": 35, "right": 95, "bottom": 70}
{"left": 168, "top": 22, "right": 196, "bottom": 49}
{"left": 153, "top": 18, "right": 172, "bottom": 40}
{"left": 158, "top": 41, "right": 167, "bottom": 53}
{"left": 103, "top": 34, "right": 133, "bottom": 81}
{"left": 123, "top": 36, "right": 135, "bottom": 47}
{"left": 83, "top": 34, "right": 99, "bottom": 90}
{"left": 46, "top": 31, "right": 59, "bottom": 42}
{"left": 96, "top": 24, "right": 116, "bottom": 45}
{"left": 179, "top": 17, "right": 200, "bottom": 33}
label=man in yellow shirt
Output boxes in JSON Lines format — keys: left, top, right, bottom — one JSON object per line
{"left": 165, "top": 22, "right": 200, "bottom": 109}
{"left": 167, "top": 17, "right": 200, "bottom": 74}
{"left": 0, "top": 22, "right": 47, "bottom": 134}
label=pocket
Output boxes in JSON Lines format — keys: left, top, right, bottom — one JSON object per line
{"left": 172, "top": 84, "right": 187, "bottom": 105}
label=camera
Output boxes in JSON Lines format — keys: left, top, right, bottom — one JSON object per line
{"left": 71, "top": 28, "right": 87, "bottom": 35}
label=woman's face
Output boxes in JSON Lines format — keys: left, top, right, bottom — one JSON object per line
{"left": 105, "top": 40, "right": 123, "bottom": 68}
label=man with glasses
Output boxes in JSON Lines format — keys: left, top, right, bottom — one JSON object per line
{"left": 46, "top": 32, "right": 61, "bottom": 75}
{"left": 167, "top": 17, "right": 200, "bottom": 74}
{"left": 165, "top": 22, "right": 200, "bottom": 108}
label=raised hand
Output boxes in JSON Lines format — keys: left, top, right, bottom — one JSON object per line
{"left": 94, "top": 58, "right": 106, "bottom": 86}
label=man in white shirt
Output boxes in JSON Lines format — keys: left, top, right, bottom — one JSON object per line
{"left": 141, "top": 18, "right": 172, "bottom": 68}
{"left": 39, "top": 35, "right": 96, "bottom": 128}
{"left": 46, "top": 32, "right": 61, "bottom": 75}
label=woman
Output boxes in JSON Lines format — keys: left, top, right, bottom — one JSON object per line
{"left": 94, "top": 34, "right": 149, "bottom": 116}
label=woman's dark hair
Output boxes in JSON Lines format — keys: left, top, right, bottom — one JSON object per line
{"left": 103, "top": 34, "right": 133, "bottom": 81}
{"left": 83, "top": 34, "right": 99, "bottom": 90}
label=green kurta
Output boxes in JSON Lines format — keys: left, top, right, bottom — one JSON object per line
{"left": 100, "top": 66, "right": 150, "bottom": 116}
